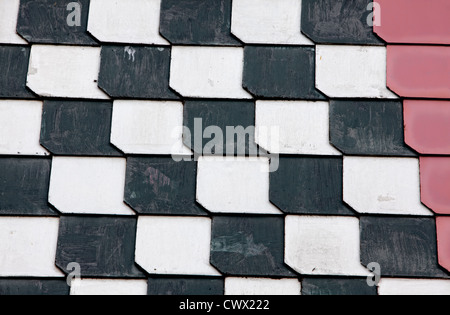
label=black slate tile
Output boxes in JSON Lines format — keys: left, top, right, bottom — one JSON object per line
{"left": 98, "top": 46, "right": 179, "bottom": 99}
{"left": 301, "top": 0, "right": 384, "bottom": 45}
{"left": 0, "top": 158, "right": 55, "bottom": 216}
{"left": 148, "top": 277, "right": 224, "bottom": 295}
{"left": 270, "top": 157, "right": 354, "bottom": 215}
{"left": 0, "top": 46, "right": 35, "bottom": 99}
{"left": 56, "top": 216, "right": 145, "bottom": 278}
{"left": 159, "top": 0, "right": 240, "bottom": 46}
{"left": 360, "top": 216, "right": 449, "bottom": 278}
{"left": 211, "top": 216, "right": 295, "bottom": 277}
{"left": 330, "top": 100, "right": 416, "bottom": 156}
{"left": 243, "top": 46, "right": 326, "bottom": 100}
{"left": 0, "top": 279, "right": 70, "bottom": 295}
{"left": 16, "top": 0, "right": 96, "bottom": 45}
{"left": 301, "top": 277, "right": 377, "bottom": 295}
{"left": 40, "top": 100, "right": 122, "bottom": 156}
{"left": 124, "top": 157, "right": 206, "bottom": 216}
{"left": 183, "top": 100, "right": 258, "bottom": 156}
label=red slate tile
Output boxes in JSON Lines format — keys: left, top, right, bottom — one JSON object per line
{"left": 404, "top": 100, "right": 450, "bottom": 154}
{"left": 420, "top": 157, "right": 450, "bottom": 215}
{"left": 374, "top": 0, "right": 450, "bottom": 45}
{"left": 387, "top": 45, "right": 450, "bottom": 99}
{"left": 436, "top": 217, "right": 450, "bottom": 273}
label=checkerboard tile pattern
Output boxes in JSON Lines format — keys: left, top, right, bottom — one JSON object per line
{"left": 0, "top": 0, "right": 449, "bottom": 295}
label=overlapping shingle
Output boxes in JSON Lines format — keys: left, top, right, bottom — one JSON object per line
{"left": 1, "top": 0, "right": 449, "bottom": 296}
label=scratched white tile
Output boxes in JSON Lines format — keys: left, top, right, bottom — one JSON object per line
{"left": 48, "top": 157, "right": 134, "bottom": 215}
{"left": 285, "top": 215, "right": 371, "bottom": 276}
{"left": 225, "top": 278, "right": 301, "bottom": 295}
{"left": 231, "top": 0, "right": 313, "bottom": 45}
{"left": 27, "top": 45, "right": 109, "bottom": 99}
{"left": 111, "top": 100, "right": 191, "bottom": 155}
{"left": 0, "top": 217, "right": 64, "bottom": 277}
{"left": 70, "top": 279, "right": 148, "bottom": 295}
{"left": 316, "top": 45, "right": 398, "bottom": 98}
{"left": 0, "top": 100, "right": 49, "bottom": 156}
{"left": 255, "top": 100, "right": 341, "bottom": 155}
{"left": 170, "top": 46, "right": 252, "bottom": 99}
{"left": 0, "top": 0, "right": 27, "bottom": 44}
{"left": 378, "top": 278, "right": 450, "bottom": 295}
{"left": 343, "top": 156, "right": 432, "bottom": 216}
{"left": 196, "top": 156, "right": 282, "bottom": 214}
{"left": 88, "top": 0, "right": 169, "bottom": 45}
{"left": 135, "top": 216, "right": 221, "bottom": 276}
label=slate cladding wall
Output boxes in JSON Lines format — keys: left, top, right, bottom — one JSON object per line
{"left": 0, "top": 0, "right": 449, "bottom": 295}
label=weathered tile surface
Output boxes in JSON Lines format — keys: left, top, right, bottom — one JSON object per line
{"left": 360, "top": 216, "right": 448, "bottom": 278}
{"left": 316, "top": 45, "right": 398, "bottom": 99}
{"left": 135, "top": 216, "right": 221, "bottom": 276}
{"left": 40, "top": 100, "right": 122, "bottom": 156}
{"left": 0, "top": 46, "right": 35, "bottom": 98}
{"left": 330, "top": 100, "right": 415, "bottom": 156}
{"left": 56, "top": 216, "right": 144, "bottom": 278}
{"left": 0, "top": 217, "right": 63, "bottom": 277}
{"left": 211, "top": 216, "right": 294, "bottom": 277}
{"left": 1, "top": 0, "right": 448, "bottom": 296}
{"left": 98, "top": 46, "right": 178, "bottom": 100}
{"left": 225, "top": 278, "right": 301, "bottom": 295}
{"left": 0, "top": 158, "right": 54, "bottom": 216}
{"left": 285, "top": 216, "right": 370, "bottom": 276}
{"left": 125, "top": 157, "right": 206, "bottom": 216}
{"left": 270, "top": 157, "right": 353, "bottom": 215}
{"left": 243, "top": 46, "right": 325, "bottom": 100}
{"left": 343, "top": 157, "right": 432, "bottom": 216}
{"left": 160, "top": 0, "right": 238, "bottom": 46}
{"left": 301, "top": 277, "right": 377, "bottom": 296}
{"left": 17, "top": 0, "right": 96, "bottom": 45}
{"left": 301, "top": 0, "right": 383, "bottom": 45}
{"left": 183, "top": 100, "right": 257, "bottom": 156}
{"left": 170, "top": 46, "right": 251, "bottom": 99}
{"left": 0, "top": 100, "right": 48, "bottom": 156}
{"left": 232, "top": 0, "right": 313, "bottom": 45}
{"left": 88, "top": 0, "right": 168, "bottom": 45}
{"left": 148, "top": 278, "right": 224, "bottom": 295}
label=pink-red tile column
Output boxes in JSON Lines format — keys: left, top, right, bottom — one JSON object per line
{"left": 374, "top": 0, "right": 450, "bottom": 273}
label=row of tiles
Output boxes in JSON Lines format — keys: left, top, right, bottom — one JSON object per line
{"left": 1, "top": 44, "right": 449, "bottom": 101}
{"left": 4, "top": 98, "right": 450, "bottom": 157}
{"left": 1, "top": 215, "right": 449, "bottom": 278}
{"left": 2, "top": 277, "right": 450, "bottom": 296}
{"left": 2, "top": 0, "right": 449, "bottom": 46}
{"left": 1, "top": 155, "right": 448, "bottom": 216}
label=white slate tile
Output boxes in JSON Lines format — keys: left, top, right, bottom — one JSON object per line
{"left": 0, "top": 0, "right": 27, "bottom": 44}
{"left": 27, "top": 45, "right": 109, "bottom": 99}
{"left": 231, "top": 0, "right": 313, "bottom": 45}
{"left": 135, "top": 216, "right": 221, "bottom": 276}
{"left": 0, "top": 217, "right": 63, "bottom": 277}
{"left": 255, "top": 100, "right": 341, "bottom": 155}
{"left": 0, "top": 100, "right": 49, "bottom": 156}
{"left": 225, "top": 277, "right": 301, "bottom": 295}
{"left": 196, "top": 156, "right": 282, "bottom": 214}
{"left": 170, "top": 46, "right": 252, "bottom": 99}
{"left": 378, "top": 278, "right": 450, "bottom": 296}
{"left": 315, "top": 45, "right": 398, "bottom": 99}
{"left": 111, "top": 100, "right": 191, "bottom": 155}
{"left": 48, "top": 157, "right": 134, "bottom": 215}
{"left": 88, "top": 0, "right": 169, "bottom": 45}
{"left": 343, "top": 157, "right": 432, "bottom": 216}
{"left": 70, "top": 279, "right": 148, "bottom": 295}
{"left": 285, "top": 215, "right": 370, "bottom": 276}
